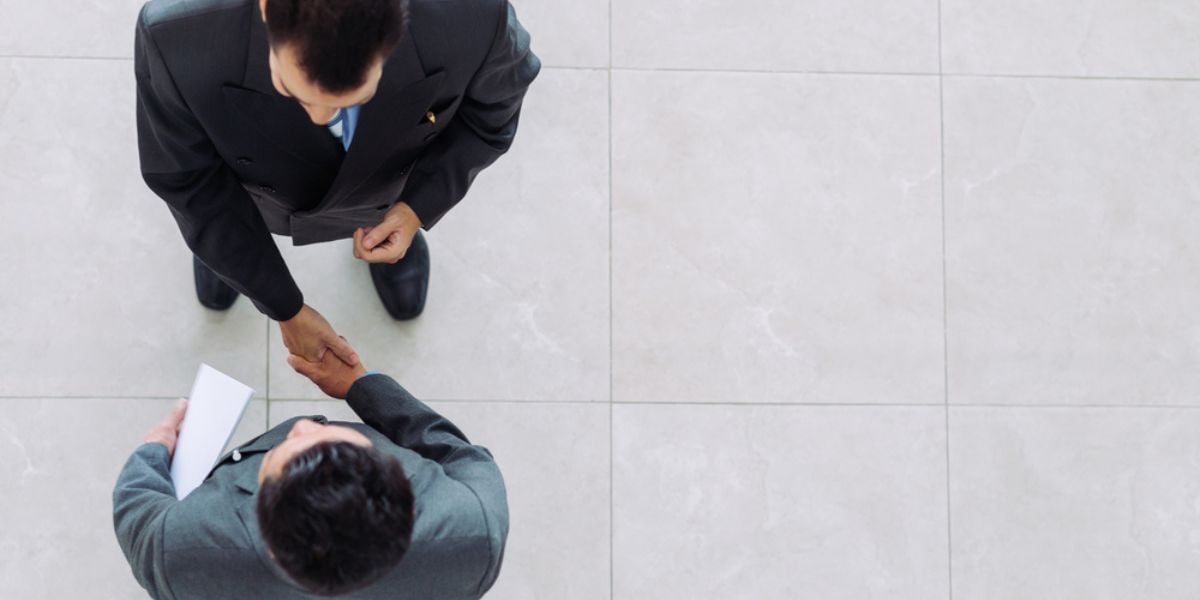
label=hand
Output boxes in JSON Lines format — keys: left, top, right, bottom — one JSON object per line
{"left": 287, "top": 350, "right": 368, "bottom": 399}
{"left": 279, "top": 304, "right": 359, "bottom": 365}
{"left": 353, "top": 202, "right": 423, "bottom": 264}
{"left": 144, "top": 398, "right": 188, "bottom": 457}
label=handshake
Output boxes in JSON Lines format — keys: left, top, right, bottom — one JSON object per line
{"left": 279, "top": 303, "right": 367, "bottom": 399}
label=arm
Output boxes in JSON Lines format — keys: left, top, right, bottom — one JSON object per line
{"left": 112, "top": 444, "right": 178, "bottom": 600}
{"left": 286, "top": 357, "right": 509, "bottom": 591}
{"left": 135, "top": 8, "right": 302, "bottom": 321}
{"left": 399, "top": 0, "right": 541, "bottom": 229}
{"left": 346, "top": 374, "right": 509, "bottom": 595}
{"left": 112, "top": 400, "right": 187, "bottom": 600}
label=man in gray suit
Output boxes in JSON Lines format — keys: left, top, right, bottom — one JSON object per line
{"left": 113, "top": 354, "right": 507, "bottom": 598}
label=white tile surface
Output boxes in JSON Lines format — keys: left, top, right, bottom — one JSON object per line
{"left": 268, "top": 68, "right": 609, "bottom": 403}
{"left": 0, "top": 0, "right": 144, "bottom": 57}
{"left": 944, "top": 77, "right": 1200, "bottom": 406}
{"left": 0, "top": 58, "right": 269, "bottom": 398}
{"left": 512, "top": 0, "right": 608, "bottom": 67}
{"left": 612, "top": 0, "right": 939, "bottom": 73}
{"left": 950, "top": 407, "right": 1200, "bottom": 598}
{"left": 0, "top": 397, "right": 265, "bottom": 600}
{"left": 612, "top": 70, "right": 944, "bottom": 404}
{"left": 942, "top": 0, "right": 1200, "bottom": 78}
{"left": 270, "top": 399, "right": 610, "bottom": 600}
{"left": 613, "top": 404, "right": 949, "bottom": 599}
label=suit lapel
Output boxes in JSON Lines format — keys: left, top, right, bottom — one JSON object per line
{"left": 222, "top": 3, "right": 345, "bottom": 171}
{"left": 211, "top": 415, "right": 329, "bottom": 487}
{"left": 317, "top": 31, "right": 445, "bottom": 210}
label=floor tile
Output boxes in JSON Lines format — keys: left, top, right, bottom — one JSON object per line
{"left": 612, "top": 70, "right": 944, "bottom": 404}
{"left": 270, "top": 398, "right": 610, "bottom": 600}
{"left": 0, "top": 397, "right": 266, "bottom": 599}
{"left": 944, "top": 77, "right": 1200, "bottom": 406}
{"left": 613, "top": 404, "right": 949, "bottom": 599}
{"left": 513, "top": 0, "right": 608, "bottom": 67}
{"left": 268, "top": 68, "right": 609, "bottom": 402}
{"left": 950, "top": 407, "right": 1200, "bottom": 598}
{"left": 942, "top": 0, "right": 1200, "bottom": 78}
{"left": 0, "top": 0, "right": 143, "bottom": 57}
{"left": 0, "top": 58, "right": 269, "bottom": 398}
{"left": 612, "top": 0, "right": 938, "bottom": 73}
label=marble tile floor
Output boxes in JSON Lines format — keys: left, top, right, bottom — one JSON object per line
{"left": 1, "top": 0, "right": 1199, "bottom": 598}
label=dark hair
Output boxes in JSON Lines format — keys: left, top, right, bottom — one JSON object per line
{"left": 257, "top": 441, "right": 414, "bottom": 596}
{"left": 263, "top": 0, "right": 407, "bottom": 93}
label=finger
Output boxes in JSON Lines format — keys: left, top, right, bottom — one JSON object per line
{"left": 172, "top": 398, "right": 188, "bottom": 420}
{"left": 352, "top": 228, "right": 365, "bottom": 259}
{"left": 287, "top": 354, "right": 318, "bottom": 378}
{"left": 362, "top": 223, "right": 397, "bottom": 250}
{"left": 328, "top": 335, "right": 360, "bottom": 366}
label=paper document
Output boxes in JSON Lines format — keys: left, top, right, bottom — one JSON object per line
{"left": 170, "top": 364, "right": 254, "bottom": 500}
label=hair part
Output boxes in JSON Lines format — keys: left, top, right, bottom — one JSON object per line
{"left": 263, "top": 0, "right": 408, "bottom": 93}
{"left": 257, "top": 440, "right": 415, "bottom": 596}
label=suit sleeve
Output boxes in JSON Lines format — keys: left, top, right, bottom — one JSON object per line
{"left": 344, "top": 374, "right": 509, "bottom": 591}
{"left": 135, "top": 9, "right": 304, "bottom": 321}
{"left": 401, "top": 0, "right": 541, "bottom": 228}
{"left": 112, "top": 443, "right": 179, "bottom": 600}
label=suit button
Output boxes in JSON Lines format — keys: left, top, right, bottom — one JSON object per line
{"left": 232, "top": 449, "right": 242, "bottom": 462}
{"left": 398, "top": 168, "right": 407, "bottom": 176}
{"left": 236, "top": 157, "right": 253, "bottom": 165}
{"left": 259, "top": 185, "right": 276, "bottom": 193}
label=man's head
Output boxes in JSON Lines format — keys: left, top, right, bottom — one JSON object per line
{"left": 259, "top": 0, "right": 407, "bottom": 124}
{"left": 257, "top": 419, "right": 414, "bottom": 596}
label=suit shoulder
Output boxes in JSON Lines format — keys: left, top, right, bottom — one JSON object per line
{"left": 408, "top": 0, "right": 506, "bottom": 40}
{"left": 140, "top": 0, "right": 251, "bottom": 30}
{"left": 406, "top": 0, "right": 505, "bottom": 70}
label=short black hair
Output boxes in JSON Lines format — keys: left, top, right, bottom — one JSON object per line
{"left": 257, "top": 441, "right": 414, "bottom": 596}
{"left": 263, "top": 0, "right": 407, "bottom": 93}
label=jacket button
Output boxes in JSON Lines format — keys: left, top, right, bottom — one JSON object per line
{"left": 232, "top": 449, "right": 242, "bottom": 462}
{"left": 259, "top": 185, "right": 276, "bottom": 193}
{"left": 236, "top": 157, "right": 253, "bottom": 165}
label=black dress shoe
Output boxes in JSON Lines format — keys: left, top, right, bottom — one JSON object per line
{"left": 193, "top": 255, "right": 239, "bottom": 310}
{"left": 370, "top": 230, "right": 430, "bottom": 320}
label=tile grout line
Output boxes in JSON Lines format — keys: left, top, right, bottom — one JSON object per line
{"left": 938, "top": 1, "right": 954, "bottom": 598}
{"left": 3, "top": 54, "right": 1198, "bottom": 83}
{"left": 265, "top": 317, "right": 272, "bottom": 431}
{"left": 607, "top": 1, "right": 616, "bottom": 597}
{"left": 7, "top": 395, "right": 1200, "bottom": 409}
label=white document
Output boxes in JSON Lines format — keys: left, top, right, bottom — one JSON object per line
{"left": 170, "top": 364, "right": 254, "bottom": 500}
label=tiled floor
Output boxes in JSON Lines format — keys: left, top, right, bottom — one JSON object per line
{"left": 1, "top": 0, "right": 1198, "bottom": 598}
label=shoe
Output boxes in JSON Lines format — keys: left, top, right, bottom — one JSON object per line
{"left": 193, "top": 255, "right": 239, "bottom": 310}
{"left": 369, "top": 230, "right": 430, "bottom": 320}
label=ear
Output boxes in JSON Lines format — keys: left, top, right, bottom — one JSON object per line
{"left": 259, "top": 0, "right": 268, "bottom": 22}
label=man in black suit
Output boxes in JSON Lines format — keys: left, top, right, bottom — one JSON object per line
{"left": 136, "top": 0, "right": 539, "bottom": 364}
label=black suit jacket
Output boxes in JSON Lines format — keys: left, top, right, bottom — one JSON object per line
{"left": 135, "top": 0, "right": 540, "bottom": 319}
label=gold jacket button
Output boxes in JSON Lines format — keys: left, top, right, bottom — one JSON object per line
{"left": 425, "top": 111, "right": 436, "bottom": 125}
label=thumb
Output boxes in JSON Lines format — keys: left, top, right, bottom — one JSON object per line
{"left": 362, "top": 223, "right": 392, "bottom": 249}
{"left": 287, "top": 354, "right": 318, "bottom": 378}
{"left": 328, "top": 335, "right": 360, "bottom": 366}
{"left": 170, "top": 398, "right": 188, "bottom": 427}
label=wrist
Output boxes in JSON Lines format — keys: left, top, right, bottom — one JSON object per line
{"left": 390, "top": 202, "right": 422, "bottom": 228}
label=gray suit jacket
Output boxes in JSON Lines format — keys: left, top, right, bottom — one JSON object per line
{"left": 113, "top": 375, "right": 508, "bottom": 599}
{"left": 136, "top": 0, "right": 540, "bottom": 320}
